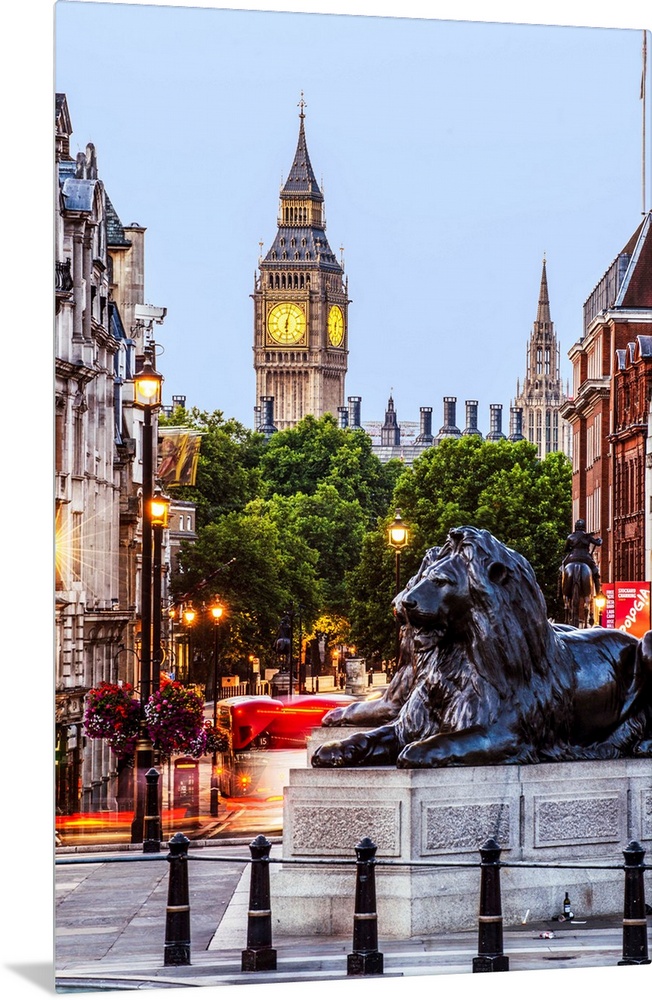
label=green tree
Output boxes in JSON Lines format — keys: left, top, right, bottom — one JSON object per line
{"left": 264, "top": 484, "right": 367, "bottom": 615}
{"left": 171, "top": 499, "right": 321, "bottom": 678}
{"left": 393, "top": 436, "right": 572, "bottom": 608}
{"left": 159, "top": 407, "right": 264, "bottom": 527}
{"left": 346, "top": 524, "right": 404, "bottom": 665}
{"left": 259, "top": 413, "right": 401, "bottom": 525}
{"left": 346, "top": 438, "right": 572, "bottom": 657}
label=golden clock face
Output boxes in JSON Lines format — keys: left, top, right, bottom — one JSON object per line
{"left": 328, "top": 304, "right": 344, "bottom": 347}
{"left": 267, "top": 302, "right": 306, "bottom": 345}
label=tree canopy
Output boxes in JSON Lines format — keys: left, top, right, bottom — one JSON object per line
{"left": 396, "top": 436, "right": 571, "bottom": 602}
{"left": 259, "top": 413, "right": 402, "bottom": 525}
{"left": 165, "top": 413, "right": 572, "bottom": 673}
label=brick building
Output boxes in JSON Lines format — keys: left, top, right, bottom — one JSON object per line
{"left": 561, "top": 211, "right": 652, "bottom": 584}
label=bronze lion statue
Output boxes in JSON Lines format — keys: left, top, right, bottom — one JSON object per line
{"left": 312, "top": 526, "right": 652, "bottom": 768}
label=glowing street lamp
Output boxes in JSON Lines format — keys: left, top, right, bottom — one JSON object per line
{"left": 130, "top": 357, "right": 164, "bottom": 849}
{"left": 133, "top": 358, "right": 163, "bottom": 407}
{"left": 209, "top": 598, "right": 225, "bottom": 817}
{"left": 594, "top": 591, "right": 607, "bottom": 627}
{"left": 183, "top": 604, "right": 197, "bottom": 627}
{"left": 388, "top": 509, "right": 409, "bottom": 593}
{"left": 388, "top": 509, "right": 410, "bottom": 669}
{"left": 151, "top": 487, "right": 171, "bottom": 693}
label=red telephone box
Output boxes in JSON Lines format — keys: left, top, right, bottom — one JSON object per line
{"left": 174, "top": 757, "right": 200, "bottom": 817}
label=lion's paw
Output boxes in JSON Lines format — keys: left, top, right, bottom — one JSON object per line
{"left": 320, "top": 706, "right": 347, "bottom": 727}
{"left": 397, "top": 738, "right": 449, "bottom": 769}
{"left": 311, "top": 734, "right": 372, "bottom": 768}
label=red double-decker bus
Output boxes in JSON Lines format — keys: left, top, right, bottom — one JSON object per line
{"left": 216, "top": 693, "right": 355, "bottom": 751}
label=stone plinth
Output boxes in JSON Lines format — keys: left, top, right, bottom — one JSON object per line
{"left": 270, "top": 748, "right": 652, "bottom": 937}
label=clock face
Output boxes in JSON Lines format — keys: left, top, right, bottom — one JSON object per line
{"left": 267, "top": 302, "right": 306, "bottom": 345}
{"left": 328, "top": 304, "right": 344, "bottom": 347}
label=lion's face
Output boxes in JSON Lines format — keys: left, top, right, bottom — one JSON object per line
{"left": 397, "top": 552, "right": 472, "bottom": 647}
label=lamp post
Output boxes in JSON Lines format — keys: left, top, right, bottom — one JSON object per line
{"left": 387, "top": 509, "right": 409, "bottom": 670}
{"left": 209, "top": 598, "right": 224, "bottom": 817}
{"left": 151, "top": 486, "right": 171, "bottom": 692}
{"left": 594, "top": 591, "right": 607, "bottom": 628}
{"left": 166, "top": 605, "right": 177, "bottom": 680}
{"left": 182, "top": 604, "right": 197, "bottom": 685}
{"left": 130, "top": 358, "right": 164, "bottom": 847}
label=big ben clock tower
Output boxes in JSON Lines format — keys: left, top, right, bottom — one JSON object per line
{"left": 253, "top": 97, "right": 349, "bottom": 431}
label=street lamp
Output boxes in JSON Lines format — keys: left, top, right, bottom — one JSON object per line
{"left": 181, "top": 604, "right": 197, "bottom": 685}
{"left": 209, "top": 597, "right": 224, "bottom": 817}
{"left": 151, "top": 487, "right": 171, "bottom": 693}
{"left": 130, "top": 358, "right": 164, "bottom": 849}
{"left": 594, "top": 591, "right": 607, "bottom": 627}
{"left": 166, "top": 605, "right": 177, "bottom": 681}
{"left": 388, "top": 509, "right": 409, "bottom": 670}
{"left": 182, "top": 604, "right": 197, "bottom": 626}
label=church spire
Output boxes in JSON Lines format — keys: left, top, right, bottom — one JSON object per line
{"left": 536, "top": 255, "right": 551, "bottom": 325}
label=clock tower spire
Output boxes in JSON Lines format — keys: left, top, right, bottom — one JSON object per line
{"left": 252, "top": 98, "right": 349, "bottom": 431}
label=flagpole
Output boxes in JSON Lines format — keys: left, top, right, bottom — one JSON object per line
{"left": 643, "top": 30, "right": 647, "bottom": 215}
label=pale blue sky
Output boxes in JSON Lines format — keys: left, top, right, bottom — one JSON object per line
{"left": 54, "top": 1, "right": 651, "bottom": 435}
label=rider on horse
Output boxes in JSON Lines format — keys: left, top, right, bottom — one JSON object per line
{"left": 561, "top": 519, "right": 603, "bottom": 596}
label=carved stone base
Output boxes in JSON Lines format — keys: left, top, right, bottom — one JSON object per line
{"left": 269, "top": 752, "right": 651, "bottom": 937}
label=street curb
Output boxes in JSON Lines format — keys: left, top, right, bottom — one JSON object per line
{"left": 55, "top": 835, "right": 283, "bottom": 855}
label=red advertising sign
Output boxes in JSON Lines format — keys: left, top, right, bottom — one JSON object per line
{"left": 601, "top": 582, "right": 651, "bottom": 637}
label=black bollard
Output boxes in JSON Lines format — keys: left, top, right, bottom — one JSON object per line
{"left": 618, "top": 840, "right": 651, "bottom": 966}
{"left": 472, "top": 838, "right": 509, "bottom": 973}
{"left": 241, "top": 834, "right": 277, "bottom": 972}
{"left": 164, "top": 832, "right": 191, "bottom": 966}
{"left": 143, "top": 767, "right": 162, "bottom": 853}
{"left": 347, "top": 836, "right": 384, "bottom": 976}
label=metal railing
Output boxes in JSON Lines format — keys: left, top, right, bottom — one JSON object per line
{"left": 56, "top": 258, "right": 73, "bottom": 293}
{"left": 56, "top": 833, "right": 650, "bottom": 976}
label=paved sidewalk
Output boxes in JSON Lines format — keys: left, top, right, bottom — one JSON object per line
{"left": 54, "top": 839, "right": 650, "bottom": 992}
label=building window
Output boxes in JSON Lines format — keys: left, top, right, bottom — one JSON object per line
{"left": 572, "top": 431, "right": 580, "bottom": 473}
{"left": 587, "top": 338, "right": 602, "bottom": 380}
{"left": 71, "top": 512, "right": 82, "bottom": 580}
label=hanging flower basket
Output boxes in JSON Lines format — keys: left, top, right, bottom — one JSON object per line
{"left": 84, "top": 678, "right": 231, "bottom": 759}
{"left": 186, "top": 720, "right": 231, "bottom": 759}
{"left": 144, "top": 679, "right": 205, "bottom": 756}
{"left": 83, "top": 681, "right": 141, "bottom": 758}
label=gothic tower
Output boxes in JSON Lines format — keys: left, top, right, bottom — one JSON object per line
{"left": 252, "top": 98, "right": 349, "bottom": 431}
{"left": 513, "top": 257, "right": 570, "bottom": 459}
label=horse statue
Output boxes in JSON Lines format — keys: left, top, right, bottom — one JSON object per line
{"left": 560, "top": 518, "right": 602, "bottom": 628}
{"left": 561, "top": 562, "right": 595, "bottom": 627}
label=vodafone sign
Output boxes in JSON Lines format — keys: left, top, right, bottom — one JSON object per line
{"left": 602, "top": 582, "right": 651, "bottom": 637}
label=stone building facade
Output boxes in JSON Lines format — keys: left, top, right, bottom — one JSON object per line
{"left": 55, "top": 94, "right": 167, "bottom": 815}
